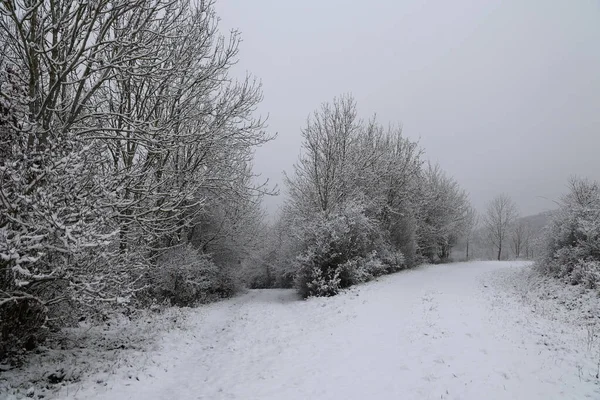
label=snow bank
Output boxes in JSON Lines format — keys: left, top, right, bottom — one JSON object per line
{"left": 0, "top": 307, "right": 192, "bottom": 399}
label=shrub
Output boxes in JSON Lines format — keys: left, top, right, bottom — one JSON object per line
{"left": 144, "top": 245, "right": 236, "bottom": 307}
{"left": 293, "top": 202, "right": 393, "bottom": 297}
{"left": 0, "top": 298, "right": 47, "bottom": 360}
{"left": 536, "top": 178, "right": 600, "bottom": 287}
{"left": 570, "top": 261, "right": 600, "bottom": 289}
{"left": 295, "top": 252, "right": 342, "bottom": 298}
{"left": 378, "top": 248, "right": 406, "bottom": 273}
{"left": 338, "top": 257, "right": 371, "bottom": 286}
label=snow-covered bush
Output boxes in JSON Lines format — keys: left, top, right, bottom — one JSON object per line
{"left": 0, "top": 66, "right": 117, "bottom": 356}
{"left": 337, "top": 258, "right": 371, "bottom": 285}
{"left": 295, "top": 246, "right": 406, "bottom": 298}
{"left": 0, "top": 298, "right": 47, "bottom": 360}
{"left": 336, "top": 252, "right": 390, "bottom": 285}
{"left": 295, "top": 253, "right": 343, "bottom": 298}
{"left": 570, "top": 261, "right": 600, "bottom": 289}
{"left": 536, "top": 178, "right": 600, "bottom": 287}
{"left": 293, "top": 202, "right": 384, "bottom": 297}
{"left": 144, "top": 245, "right": 236, "bottom": 307}
{"left": 378, "top": 248, "right": 407, "bottom": 273}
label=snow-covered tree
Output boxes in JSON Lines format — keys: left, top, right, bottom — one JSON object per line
{"left": 417, "top": 163, "right": 472, "bottom": 262}
{"left": 285, "top": 94, "right": 359, "bottom": 216}
{"left": 280, "top": 94, "right": 473, "bottom": 296}
{"left": 0, "top": 0, "right": 272, "bottom": 352}
{"left": 0, "top": 62, "right": 118, "bottom": 354}
{"left": 361, "top": 123, "right": 423, "bottom": 266}
{"left": 537, "top": 177, "right": 600, "bottom": 287}
{"left": 89, "top": 0, "right": 271, "bottom": 255}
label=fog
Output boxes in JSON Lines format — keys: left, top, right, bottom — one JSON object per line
{"left": 215, "top": 0, "right": 600, "bottom": 217}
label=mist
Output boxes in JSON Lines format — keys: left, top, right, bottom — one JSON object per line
{"left": 215, "top": 0, "right": 600, "bottom": 217}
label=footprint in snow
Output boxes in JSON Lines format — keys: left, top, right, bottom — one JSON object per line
{"left": 423, "top": 373, "right": 439, "bottom": 382}
{"left": 497, "top": 371, "right": 510, "bottom": 380}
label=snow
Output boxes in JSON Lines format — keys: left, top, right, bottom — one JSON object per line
{"left": 3, "top": 261, "right": 600, "bottom": 399}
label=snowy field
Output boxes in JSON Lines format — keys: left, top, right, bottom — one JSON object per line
{"left": 3, "top": 261, "right": 600, "bottom": 400}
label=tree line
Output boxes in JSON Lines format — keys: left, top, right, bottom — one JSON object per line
{"left": 245, "top": 95, "right": 474, "bottom": 296}
{"left": 0, "top": 0, "right": 270, "bottom": 356}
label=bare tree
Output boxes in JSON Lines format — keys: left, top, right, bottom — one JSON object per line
{"left": 483, "top": 194, "right": 519, "bottom": 260}
{"left": 511, "top": 220, "right": 532, "bottom": 259}
{"left": 523, "top": 223, "right": 536, "bottom": 259}
{"left": 464, "top": 207, "right": 479, "bottom": 261}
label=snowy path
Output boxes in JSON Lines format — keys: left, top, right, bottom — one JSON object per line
{"left": 66, "top": 262, "right": 600, "bottom": 400}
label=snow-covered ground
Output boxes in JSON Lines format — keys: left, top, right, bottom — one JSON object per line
{"left": 3, "top": 261, "right": 600, "bottom": 399}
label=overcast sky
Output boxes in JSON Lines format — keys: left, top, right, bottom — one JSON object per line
{"left": 215, "top": 0, "right": 600, "bottom": 217}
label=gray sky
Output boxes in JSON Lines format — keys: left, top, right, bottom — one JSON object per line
{"left": 215, "top": 0, "right": 600, "bottom": 217}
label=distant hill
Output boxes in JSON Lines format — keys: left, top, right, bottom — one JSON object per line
{"left": 516, "top": 210, "right": 556, "bottom": 234}
{"left": 472, "top": 210, "right": 555, "bottom": 240}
